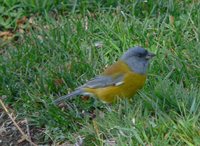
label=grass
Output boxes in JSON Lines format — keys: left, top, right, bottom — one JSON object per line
{"left": 0, "top": 0, "right": 200, "bottom": 145}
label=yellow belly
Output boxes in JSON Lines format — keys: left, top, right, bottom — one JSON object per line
{"left": 84, "top": 72, "right": 146, "bottom": 103}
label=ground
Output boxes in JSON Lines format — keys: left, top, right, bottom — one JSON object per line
{"left": 0, "top": 107, "right": 49, "bottom": 146}
{"left": 0, "top": 0, "right": 200, "bottom": 145}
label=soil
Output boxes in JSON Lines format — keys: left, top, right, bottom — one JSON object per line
{"left": 0, "top": 108, "right": 52, "bottom": 146}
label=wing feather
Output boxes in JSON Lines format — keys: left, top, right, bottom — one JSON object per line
{"left": 81, "top": 74, "right": 124, "bottom": 88}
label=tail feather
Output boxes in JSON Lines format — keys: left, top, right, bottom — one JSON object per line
{"left": 54, "top": 89, "right": 83, "bottom": 104}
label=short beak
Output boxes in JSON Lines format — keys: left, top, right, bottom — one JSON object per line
{"left": 146, "top": 52, "right": 156, "bottom": 59}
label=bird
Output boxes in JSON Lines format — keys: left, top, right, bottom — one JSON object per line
{"left": 54, "top": 46, "right": 155, "bottom": 104}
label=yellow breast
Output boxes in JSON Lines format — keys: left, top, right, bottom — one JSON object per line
{"left": 84, "top": 61, "right": 146, "bottom": 103}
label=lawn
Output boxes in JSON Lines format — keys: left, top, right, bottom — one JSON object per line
{"left": 0, "top": 0, "right": 200, "bottom": 145}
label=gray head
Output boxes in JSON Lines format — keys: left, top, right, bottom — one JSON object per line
{"left": 120, "top": 46, "right": 155, "bottom": 74}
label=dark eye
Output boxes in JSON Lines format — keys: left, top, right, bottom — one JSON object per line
{"left": 137, "top": 53, "right": 143, "bottom": 57}
{"left": 137, "top": 50, "right": 147, "bottom": 57}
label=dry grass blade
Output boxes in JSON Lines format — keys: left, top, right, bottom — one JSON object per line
{"left": 0, "top": 98, "right": 37, "bottom": 146}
